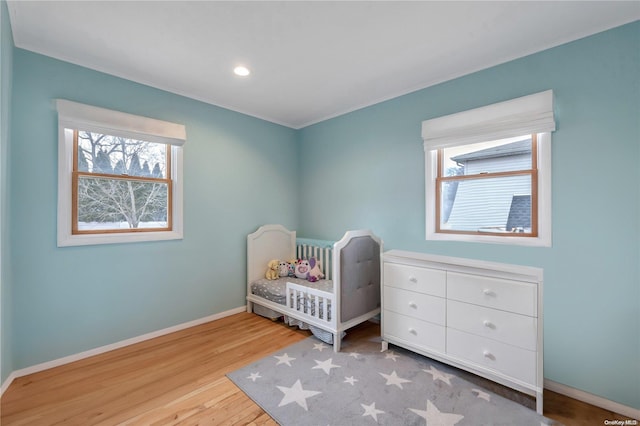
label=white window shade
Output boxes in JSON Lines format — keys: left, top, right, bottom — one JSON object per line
{"left": 56, "top": 99, "right": 186, "bottom": 146}
{"left": 422, "top": 90, "right": 555, "bottom": 150}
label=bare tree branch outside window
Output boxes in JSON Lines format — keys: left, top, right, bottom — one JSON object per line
{"left": 73, "top": 131, "right": 170, "bottom": 232}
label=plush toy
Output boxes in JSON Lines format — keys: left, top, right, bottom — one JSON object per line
{"left": 278, "top": 260, "right": 289, "bottom": 277}
{"left": 265, "top": 259, "right": 280, "bottom": 280}
{"left": 295, "top": 259, "right": 311, "bottom": 279}
{"left": 307, "top": 257, "right": 324, "bottom": 282}
{"left": 287, "top": 259, "right": 297, "bottom": 277}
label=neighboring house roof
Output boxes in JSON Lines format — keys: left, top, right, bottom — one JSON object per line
{"left": 506, "top": 195, "right": 531, "bottom": 231}
{"left": 451, "top": 138, "right": 531, "bottom": 163}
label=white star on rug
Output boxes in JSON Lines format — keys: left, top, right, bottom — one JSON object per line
{"left": 313, "top": 342, "right": 329, "bottom": 352}
{"left": 276, "top": 379, "right": 321, "bottom": 411}
{"left": 246, "top": 372, "right": 261, "bottom": 382}
{"left": 384, "top": 351, "right": 399, "bottom": 361}
{"left": 348, "top": 352, "right": 360, "bottom": 359}
{"left": 409, "top": 400, "right": 464, "bottom": 425}
{"left": 361, "top": 402, "right": 385, "bottom": 421}
{"left": 312, "top": 358, "right": 341, "bottom": 375}
{"left": 472, "top": 388, "right": 491, "bottom": 402}
{"left": 379, "top": 370, "right": 411, "bottom": 389}
{"left": 274, "top": 353, "right": 296, "bottom": 366}
{"left": 344, "top": 376, "right": 358, "bottom": 385}
{"left": 423, "top": 365, "right": 455, "bottom": 386}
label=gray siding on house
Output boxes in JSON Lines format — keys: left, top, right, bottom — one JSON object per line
{"left": 444, "top": 149, "right": 532, "bottom": 232}
{"left": 444, "top": 175, "right": 531, "bottom": 231}
{"left": 464, "top": 153, "right": 530, "bottom": 174}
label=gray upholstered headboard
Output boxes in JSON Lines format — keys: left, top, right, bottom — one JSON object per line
{"left": 339, "top": 235, "right": 381, "bottom": 322}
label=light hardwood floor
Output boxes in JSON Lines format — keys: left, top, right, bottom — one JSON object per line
{"left": 0, "top": 312, "right": 632, "bottom": 425}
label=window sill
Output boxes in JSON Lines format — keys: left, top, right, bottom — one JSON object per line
{"left": 426, "top": 230, "right": 551, "bottom": 247}
{"left": 57, "top": 230, "right": 183, "bottom": 247}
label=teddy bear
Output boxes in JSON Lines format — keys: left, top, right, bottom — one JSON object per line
{"left": 265, "top": 259, "right": 280, "bottom": 280}
{"left": 278, "top": 260, "right": 289, "bottom": 277}
{"left": 307, "top": 257, "right": 324, "bottom": 282}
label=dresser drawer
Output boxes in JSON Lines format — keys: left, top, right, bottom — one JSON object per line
{"left": 447, "top": 272, "right": 537, "bottom": 317}
{"left": 384, "top": 263, "right": 446, "bottom": 297}
{"left": 447, "top": 328, "right": 536, "bottom": 386}
{"left": 383, "top": 310, "right": 445, "bottom": 353}
{"left": 447, "top": 300, "right": 537, "bottom": 351}
{"left": 384, "top": 286, "right": 445, "bottom": 326}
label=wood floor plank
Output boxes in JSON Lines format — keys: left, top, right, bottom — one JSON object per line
{"left": 0, "top": 312, "right": 631, "bottom": 425}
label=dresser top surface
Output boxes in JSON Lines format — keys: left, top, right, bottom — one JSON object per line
{"left": 383, "top": 249, "right": 543, "bottom": 282}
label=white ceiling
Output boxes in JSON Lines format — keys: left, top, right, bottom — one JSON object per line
{"left": 7, "top": 1, "right": 640, "bottom": 129}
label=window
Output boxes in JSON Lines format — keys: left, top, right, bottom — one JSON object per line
{"left": 423, "top": 91, "right": 555, "bottom": 246}
{"left": 57, "top": 100, "right": 185, "bottom": 247}
{"left": 438, "top": 134, "right": 537, "bottom": 236}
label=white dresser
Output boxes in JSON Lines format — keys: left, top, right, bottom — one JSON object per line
{"left": 381, "top": 250, "right": 544, "bottom": 413}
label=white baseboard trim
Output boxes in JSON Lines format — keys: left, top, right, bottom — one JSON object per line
{"left": 0, "top": 306, "right": 246, "bottom": 397}
{"left": 544, "top": 379, "right": 640, "bottom": 420}
{"left": 1, "top": 371, "right": 18, "bottom": 396}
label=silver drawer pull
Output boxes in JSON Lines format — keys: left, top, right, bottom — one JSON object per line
{"left": 483, "top": 350, "right": 495, "bottom": 360}
{"left": 408, "top": 327, "right": 417, "bottom": 335}
{"left": 408, "top": 276, "right": 418, "bottom": 283}
{"left": 408, "top": 301, "right": 417, "bottom": 309}
{"left": 483, "top": 288, "right": 496, "bottom": 296}
{"left": 483, "top": 320, "right": 495, "bottom": 329}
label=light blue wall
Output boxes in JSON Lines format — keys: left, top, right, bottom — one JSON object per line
{"left": 298, "top": 22, "right": 639, "bottom": 409}
{"left": 10, "top": 49, "right": 299, "bottom": 369}
{"left": 1, "top": 0, "right": 14, "bottom": 386}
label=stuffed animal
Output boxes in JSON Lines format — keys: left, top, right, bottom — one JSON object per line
{"left": 307, "top": 257, "right": 324, "bottom": 282}
{"left": 278, "top": 260, "right": 289, "bottom": 277}
{"left": 287, "top": 259, "right": 297, "bottom": 277}
{"left": 295, "top": 259, "right": 311, "bottom": 279}
{"left": 265, "top": 259, "right": 280, "bottom": 280}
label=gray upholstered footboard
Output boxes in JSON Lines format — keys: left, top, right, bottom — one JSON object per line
{"left": 339, "top": 235, "right": 381, "bottom": 322}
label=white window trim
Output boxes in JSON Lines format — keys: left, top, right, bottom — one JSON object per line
{"left": 56, "top": 100, "right": 185, "bottom": 247}
{"left": 423, "top": 91, "right": 554, "bottom": 247}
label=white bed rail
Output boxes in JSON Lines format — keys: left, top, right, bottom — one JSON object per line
{"left": 285, "top": 282, "right": 336, "bottom": 328}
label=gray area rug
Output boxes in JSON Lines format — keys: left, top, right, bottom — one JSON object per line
{"left": 227, "top": 335, "right": 560, "bottom": 425}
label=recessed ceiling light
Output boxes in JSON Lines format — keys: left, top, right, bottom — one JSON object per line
{"left": 234, "top": 66, "right": 250, "bottom": 77}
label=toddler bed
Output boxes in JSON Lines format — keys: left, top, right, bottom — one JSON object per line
{"left": 247, "top": 224, "right": 382, "bottom": 352}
